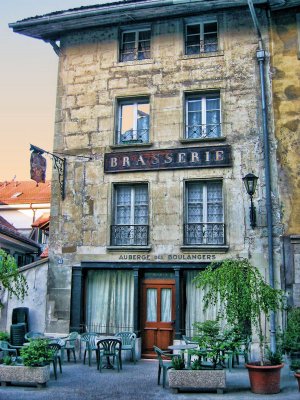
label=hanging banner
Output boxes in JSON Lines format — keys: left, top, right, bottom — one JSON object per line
{"left": 30, "top": 151, "right": 47, "bottom": 184}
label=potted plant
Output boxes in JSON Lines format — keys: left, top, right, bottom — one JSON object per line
{"left": 0, "top": 339, "right": 53, "bottom": 388}
{"left": 168, "top": 320, "right": 229, "bottom": 394}
{"left": 193, "top": 258, "right": 284, "bottom": 394}
{"left": 294, "top": 369, "right": 300, "bottom": 392}
{"left": 283, "top": 307, "right": 300, "bottom": 370}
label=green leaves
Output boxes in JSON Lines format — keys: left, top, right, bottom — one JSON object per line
{"left": 0, "top": 249, "right": 28, "bottom": 308}
{"left": 193, "top": 258, "right": 284, "bottom": 363}
{"left": 20, "top": 339, "right": 53, "bottom": 367}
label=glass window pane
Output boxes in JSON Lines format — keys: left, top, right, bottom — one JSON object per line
{"left": 161, "top": 289, "right": 172, "bottom": 322}
{"left": 188, "top": 99, "right": 201, "bottom": 112}
{"left": 206, "top": 97, "right": 220, "bottom": 110}
{"left": 120, "top": 104, "right": 134, "bottom": 141}
{"left": 139, "top": 30, "right": 151, "bottom": 40}
{"left": 137, "top": 103, "right": 150, "bottom": 141}
{"left": 204, "top": 22, "right": 218, "bottom": 33}
{"left": 147, "top": 289, "right": 157, "bottom": 322}
{"left": 187, "top": 24, "right": 200, "bottom": 35}
{"left": 123, "top": 32, "right": 136, "bottom": 42}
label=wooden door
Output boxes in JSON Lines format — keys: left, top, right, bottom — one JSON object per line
{"left": 141, "top": 279, "right": 175, "bottom": 358}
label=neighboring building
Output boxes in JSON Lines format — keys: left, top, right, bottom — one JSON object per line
{"left": 269, "top": 1, "right": 300, "bottom": 308}
{"left": 0, "top": 215, "right": 40, "bottom": 267}
{"left": 0, "top": 180, "right": 51, "bottom": 238}
{"left": 10, "top": 0, "right": 299, "bottom": 357}
{"left": 30, "top": 212, "right": 50, "bottom": 254}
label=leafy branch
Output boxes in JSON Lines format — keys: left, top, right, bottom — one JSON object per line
{"left": 0, "top": 249, "right": 28, "bottom": 308}
{"left": 193, "top": 258, "right": 283, "bottom": 364}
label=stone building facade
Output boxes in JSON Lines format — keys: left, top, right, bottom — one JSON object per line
{"left": 270, "top": 2, "right": 300, "bottom": 309}
{"left": 10, "top": 0, "right": 296, "bottom": 356}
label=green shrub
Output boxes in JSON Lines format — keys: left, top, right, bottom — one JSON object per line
{"left": 0, "top": 331, "right": 10, "bottom": 341}
{"left": 283, "top": 308, "right": 300, "bottom": 353}
{"left": 172, "top": 356, "right": 185, "bottom": 370}
{"left": 20, "top": 339, "right": 53, "bottom": 367}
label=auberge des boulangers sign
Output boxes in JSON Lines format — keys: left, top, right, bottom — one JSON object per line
{"left": 104, "top": 145, "right": 232, "bottom": 173}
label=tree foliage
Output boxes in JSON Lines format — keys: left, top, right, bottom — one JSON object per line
{"left": 0, "top": 249, "right": 28, "bottom": 308}
{"left": 193, "top": 258, "right": 283, "bottom": 364}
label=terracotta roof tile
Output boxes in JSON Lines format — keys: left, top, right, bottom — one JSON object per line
{"left": 32, "top": 213, "right": 50, "bottom": 228}
{"left": 0, "top": 180, "right": 51, "bottom": 205}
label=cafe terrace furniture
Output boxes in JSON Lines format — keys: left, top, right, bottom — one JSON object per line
{"left": 48, "top": 343, "right": 62, "bottom": 380}
{"left": 0, "top": 340, "right": 18, "bottom": 357}
{"left": 24, "top": 331, "right": 44, "bottom": 341}
{"left": 153, "top": 345, "right": 178, "bottom": 388}
{"left": 97, "top": 338, "right": 122, "bottom": 372}
{"left": 60, "top": 332, "right": 78, "bottom": 363}
{"left": 81, "top": 332, "right": 99, "bottom": 366}
{"left": 114, "top": 331, "right": 136, "bottom": 364}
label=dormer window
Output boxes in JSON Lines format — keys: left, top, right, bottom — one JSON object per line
{"left": 120, "top": 29, "right": 151, "bottom": 62}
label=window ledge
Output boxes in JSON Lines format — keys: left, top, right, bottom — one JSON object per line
{"left": 180, "top": 51, "right": 224, "bottom": 60}
{"left": 107, "top": 246, "right": 152, "bottom": 252}
{"left": 110, "top": 143, "right": 153, "bottom": 150}
{"left": 180, "top": 137, "right": 226, "bottom": 144}
{"left": 113, "top": 59, "right": 154, "bottom": 67}
{"left": 180, "top": 245, "right": 229, "bottom": 253}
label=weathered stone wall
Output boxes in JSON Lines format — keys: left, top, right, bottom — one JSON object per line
{"left": 270, "top": 7, "right": 300, "bottom": 236}
{"left": 0, "top": 259, "right": 48, "bottom": 333}
{"left": 47, "top": 7, "right": 282, "bottom": 333}
{"left": 270, "top": 7, "right": 300, "bottom": 309}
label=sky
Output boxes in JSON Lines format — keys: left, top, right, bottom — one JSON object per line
{"left": 0, "top": 1, "right": 116, "bottom": 182}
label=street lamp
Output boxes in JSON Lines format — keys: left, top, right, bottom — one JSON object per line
{"left": 243, "top": 173, "right": 259, "bottom": 229}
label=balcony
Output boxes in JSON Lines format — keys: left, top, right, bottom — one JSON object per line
{"left": 184, "top": 223, "right": 225, "bottom": 246}
{"left": 185, "top": 124, "right": 222, "bottom": 140}
{"left": 110, "top": 225, "right": 149, "bottom": 246}
{"left": 117, "top": 129, "right": 149, "bottom": 145}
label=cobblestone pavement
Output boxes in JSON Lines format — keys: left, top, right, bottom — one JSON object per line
{"left": 0, "top": 359, "right": 299, "bottom": 400}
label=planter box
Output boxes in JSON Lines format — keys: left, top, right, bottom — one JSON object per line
{"left": 168, "top": 369, "right": 226, "bottom": 394}
{"left": 0, "top": 364, "right": 50, "bottom": 388}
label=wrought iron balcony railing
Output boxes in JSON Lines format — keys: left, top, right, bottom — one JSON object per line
{"left": 117, "top": 129, "right": 149, "bottom": 145}
{"left": 111, "top": 224, "right": 149, "bottom": 246}
{"left": 185, "top": 124, "right": 222, "bottom": 140}
{"left": 184, "top": 223, "right": 225, "bottom": 245}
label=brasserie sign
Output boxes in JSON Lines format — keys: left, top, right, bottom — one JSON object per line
{"left": 104, "top": 145, "right": 231, "bottom": 173}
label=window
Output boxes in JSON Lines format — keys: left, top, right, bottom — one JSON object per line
{"left": 185, "top": 92, "right": 221, "bottom": 139}
{"left": 116, "top": 98, "right": 150, "bottom": 145}
{"left": 184, "top": 181, "right": 224, "bottom": 245}
{"left": 111, "top": 184, "right": 149, "bottom": 246}
{"left": 185, "top": 21, "right": 218, "bottom": 55}
{"left": 120, "top": 29, "right": 151, "bottom": 62}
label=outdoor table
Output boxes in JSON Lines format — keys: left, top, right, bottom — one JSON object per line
{"left": 168, "top": 344, "right": 198, "bottom": 367}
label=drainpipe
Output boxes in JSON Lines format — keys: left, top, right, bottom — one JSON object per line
{"left": 247, "top": 0, "right": 276, "bottom": 353}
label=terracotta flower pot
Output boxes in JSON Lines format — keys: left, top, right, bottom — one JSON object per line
{"left": 246, "top": 363, "right": 284, "bottom": 394}
{"left": 294, "top": 372, "right": 300, "bottom": 391}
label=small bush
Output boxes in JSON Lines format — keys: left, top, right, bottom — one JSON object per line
{"left": 0, "top": 332, "right": 10, "bottom": 341}
{"left": 172, "top": 356, "right": 185, "bottom": 370}
{"left": 20, "top": 339, "right": 53, "bottom": 367}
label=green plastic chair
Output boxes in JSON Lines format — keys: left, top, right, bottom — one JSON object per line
{"left": 48, "top": 343, "right": 62, "bottom": 380}
{"left": 114, "top": 331, "right": 136, "bottom": 364}
{"left": 24, "top": 331, "right": 44, "bottom": 341}
{"left": 81, "top": 333, "right": 99, "bottom": 366}
{"left": 97, "top": 338, "right": 122, "bottom": 372}
{"left": 182, "top": 335, "right": 199, "bottom": 368}
{"left": 60, "top": 332, "right": 78, "bottom": 363}
{"left": 0, "top": 340, "right": 18, "bottom": 357}
{"left": 153, "top": 346, "right": 178, "bottom": 388}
